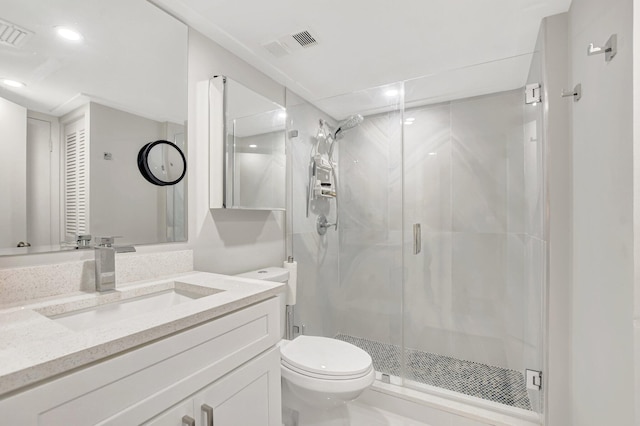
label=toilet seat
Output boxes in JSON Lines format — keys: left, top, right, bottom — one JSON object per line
{"left": 280, "top": 336, "right": 373, "bottom": 380}
{"left": 281, "top": 359, "right": 373, "bottom": 380}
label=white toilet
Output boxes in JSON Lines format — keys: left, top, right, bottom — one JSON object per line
{"left": 237, "top": 267, "right": 375, "bottom": 426}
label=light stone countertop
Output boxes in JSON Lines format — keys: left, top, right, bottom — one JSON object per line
{"left": 0, "top": 271, "right": 284, "bottom": 396}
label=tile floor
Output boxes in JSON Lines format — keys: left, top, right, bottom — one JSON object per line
{"left": 335, "top": 334, "right": 532, "bottom": 411}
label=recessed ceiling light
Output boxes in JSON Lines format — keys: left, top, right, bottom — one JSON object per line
{"left": 385, "top": 89, "right": 399, "bottom": 97}
{"left": 278, "top": 111, "right": 286, "bottom": 119}
{"left": 249, "top": 144, "right": 257, "bottom": 148}
{"left": 428, "top": 152, "right": 437, "bottom": 156}
{"left": 404, "top": 121, "right": 414, "bottom": 125}
{"left": 3, "top": 79, "right": 25, "bottom": 88}
{"left": 56, "top": 26, "right": 83, "bottom": 41}
{"left": 405, "top": 117, "right": 415, "bottom": 122}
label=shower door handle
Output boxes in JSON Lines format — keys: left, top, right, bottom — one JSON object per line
{"left": 413, "top": 223, "right": 421, "bottom": 255}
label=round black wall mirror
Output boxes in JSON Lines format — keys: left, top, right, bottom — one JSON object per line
{"left": 137, "top": 140, "right": 187, "bottom": 186}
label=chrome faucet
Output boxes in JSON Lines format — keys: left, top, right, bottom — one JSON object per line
{"left": 94, "top": 237, "right": 136, "bottom": 292}
{"left": 76, "top": 234, "right": 93, "bottom": 249}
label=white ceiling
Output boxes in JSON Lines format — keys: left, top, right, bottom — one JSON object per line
{"left": 153, "top": 0, "right": 572, "bottom": 107}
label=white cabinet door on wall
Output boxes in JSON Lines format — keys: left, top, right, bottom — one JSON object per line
{"left": 0, "top": 96, "right": 27, "bottom": 248}
{"left": 26, "top": 116, "right": 55, "bottom": 247}
{"left": 193, "top": 348, "right": 282, "bottom": 426}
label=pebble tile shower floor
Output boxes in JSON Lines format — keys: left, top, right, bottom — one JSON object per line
{"left": 334, "top": 334, "right": 532, "bottom": 411}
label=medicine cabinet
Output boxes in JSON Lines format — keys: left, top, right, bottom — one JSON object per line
{"left": 208, "top": 76, "right": 286, "bottom": 210}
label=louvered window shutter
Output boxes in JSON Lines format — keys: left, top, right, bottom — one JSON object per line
{"left": 63, "top": 118, "right": 89, "bottom": 240}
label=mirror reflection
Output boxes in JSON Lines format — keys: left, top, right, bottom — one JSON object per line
{"left": 0, "top": 0, "right": 188, "bottom": 255}
{"left": 223, "top": 77, "right": 286, "bottom": 210}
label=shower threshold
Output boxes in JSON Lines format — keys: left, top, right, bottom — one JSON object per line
{"left": 335, "top": 334, "right": 532, "bottom": 411}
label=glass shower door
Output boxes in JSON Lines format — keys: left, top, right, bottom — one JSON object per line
{"left": 402, "top": 66, "right": 545, "bottom": 416}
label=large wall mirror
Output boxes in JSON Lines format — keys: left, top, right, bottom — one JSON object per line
{"left": 209, "top": 76, "right": 286, "bottom": 210}
{"left": 0, "top": 0, "right": 188, "bottom": 255}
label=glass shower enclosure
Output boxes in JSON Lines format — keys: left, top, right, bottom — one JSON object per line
{"left": 287, "top": 52, "right": 546, "bottom": 420}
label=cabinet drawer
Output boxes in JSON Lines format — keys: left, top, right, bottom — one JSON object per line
{"left": 0, "top": 297, "right": 279, "bottom": 425}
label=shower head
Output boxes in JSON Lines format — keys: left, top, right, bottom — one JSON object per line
{"left": 333, "top": 114, "right": 363, "bottom": 139}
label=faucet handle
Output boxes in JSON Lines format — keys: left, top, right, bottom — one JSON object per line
{"left": 95, "top": 236, "right": 135, "bottom": 253}
{"left": 76, "top": 234, "right": 92, "bottom": 248}
{"left": 95, "top": 236, "right": 118, "bottom": 247}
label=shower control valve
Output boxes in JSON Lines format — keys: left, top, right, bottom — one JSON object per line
{"left": 317, "top": 214, "right": 336, "bottom": 235}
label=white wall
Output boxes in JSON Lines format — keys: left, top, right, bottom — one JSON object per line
{"left": 188, "top": 29, "right": 286, "bottom": 274}
{"left": 541, "top": 13, "right": 573, "bottom": 426}
{"left": 0, "top": 96, "right": 27, "bottom": 249}
{"left": 570, "top": 0, "right": 634, "bottom": 424}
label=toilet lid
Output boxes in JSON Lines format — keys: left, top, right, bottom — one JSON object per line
{"left": 280, "top": 336, "right": 373, "bottom": 378}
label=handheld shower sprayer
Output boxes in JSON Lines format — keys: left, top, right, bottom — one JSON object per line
{"left": 327, "top": 114, "right": 364, "bottom": 160}
{"left": 333, "top": 114, "right": 364, "bottom": 139}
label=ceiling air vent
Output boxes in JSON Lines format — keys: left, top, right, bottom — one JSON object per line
{"left": 291, "top": 30, "right": 317, "bottom": 48}
{"left": 0, "top": 18, "right": 33, "bottom": 48}
{"left": 263, "top": 29, "right": 319, "bottom": 58}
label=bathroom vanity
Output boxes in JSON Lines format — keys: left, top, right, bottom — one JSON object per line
{"left": 0, "top": 272, "right": 283, "bottom": 425}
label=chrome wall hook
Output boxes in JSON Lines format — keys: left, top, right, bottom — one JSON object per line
{"left": 561, "top": 84, "right": 582, "bottom": 102}
{"left": 587, "top": 34, "right": 617, "bottom": 62}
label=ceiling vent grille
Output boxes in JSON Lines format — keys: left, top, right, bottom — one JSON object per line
{"left": 291, "top": 30, "right": 317, "bottom": 48}
{"left": 0, "top": 19, "right": 33, "bottom": 48}
{"left": 263, "top": 29, "right": 319, "bottom": 57}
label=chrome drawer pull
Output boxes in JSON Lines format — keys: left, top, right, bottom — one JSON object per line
{"left": 202, "top": 404, "right": 214, "bottom": 426}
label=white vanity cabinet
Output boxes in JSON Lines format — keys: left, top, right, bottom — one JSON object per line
{"left": 146, "top": 348, "right": 280, "bottom": 426}
{"left": 0, "top": 297, "right": 282, "bottom": 426}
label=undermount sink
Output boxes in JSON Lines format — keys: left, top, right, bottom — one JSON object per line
{"left": 40, "top": 282, "right": 222, "bottom": 332}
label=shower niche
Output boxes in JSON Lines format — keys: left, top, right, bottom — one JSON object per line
{"left": 207, "top": 75, "right": 286, "bottom": 210}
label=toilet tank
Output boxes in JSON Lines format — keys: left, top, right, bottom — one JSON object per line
{"left": 236, "top": 267, "right": 289, "bottom": 339}
{"left": 235, "top": 267, "right": 289, "bottom": 283}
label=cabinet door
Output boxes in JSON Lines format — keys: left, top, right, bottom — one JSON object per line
{"left": 193, "top": 347, "right": 282, "bottom": 426}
